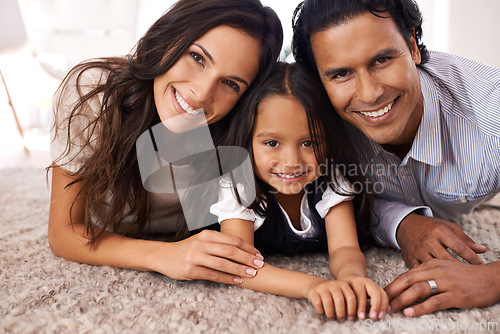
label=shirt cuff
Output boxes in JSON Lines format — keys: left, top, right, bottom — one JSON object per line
{"left": 371, "top": 200, "right": 432, "bottom": 249}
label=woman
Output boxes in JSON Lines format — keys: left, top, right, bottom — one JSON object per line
{"left": 48, "top": 0, "right": 283, "bottom": 285}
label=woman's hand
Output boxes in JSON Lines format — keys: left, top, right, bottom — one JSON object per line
{"left": 343, "top": 275, "right": 389, "bottom": 320}
{"left": 149, "top": 230, "right": 264, "bottom": 284}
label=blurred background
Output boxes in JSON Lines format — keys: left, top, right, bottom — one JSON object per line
{"left": 1, "top": 0, "right": 499, "bottom": 168}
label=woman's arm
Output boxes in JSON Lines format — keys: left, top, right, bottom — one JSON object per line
{"left": 48, "top": 165, "right": 263, "bottom": 284}
{"left": 325, "top": 200, "right": 388, "bottom": 320}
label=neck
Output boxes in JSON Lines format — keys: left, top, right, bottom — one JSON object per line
{"left": 274, "top": 190, "right": 304, "bottom": 231}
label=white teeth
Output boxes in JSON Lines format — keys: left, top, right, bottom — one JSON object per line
{"left": 276, "top": 172, "right": 305, "bottom": 179}
{"left": 359, "top": 101, "right": 393, "bottom": 118}
{"left": 175, "top": 91, "right": 203, "bottom": 116}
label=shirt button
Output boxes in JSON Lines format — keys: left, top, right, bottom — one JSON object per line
{"left": 458, "top": 195, "right": 468, "bottom": 203}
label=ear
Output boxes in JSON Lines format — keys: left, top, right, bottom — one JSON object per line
{"left": 410, "top": 30, "right": 421, "bottom": 65}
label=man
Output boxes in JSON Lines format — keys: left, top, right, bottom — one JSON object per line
{"left": 292, "top": 0, "right": 500, "bottom": 317}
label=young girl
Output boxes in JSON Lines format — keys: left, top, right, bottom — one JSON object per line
{"left": 210, "top": 62, "right": 388, "bottom": 321}
{"left": 48, "top": 0, "right": 283, "bottom": 285}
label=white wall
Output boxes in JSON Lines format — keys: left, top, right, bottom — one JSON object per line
{"left": 417, "top": 0, "right": 500, "bottom": 67}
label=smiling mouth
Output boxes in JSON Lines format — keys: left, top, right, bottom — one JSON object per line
{"left": 273, "top": 171, "right": 307, "bottom": 179}
{"left": 174, "top": 90, "right": 204, "bottom": 116}
{"left": 356, "top": 99, "right": 396, "bottom": 118}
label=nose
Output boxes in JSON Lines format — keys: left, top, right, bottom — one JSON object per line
{"left": 356, "top": 70, "right": 383, "bottom": 104}
{"left": 191, "top": 74, "right": 217, "bottom": 105}
{"left": 281, "top": 146, "right": 302, "bottom": 169}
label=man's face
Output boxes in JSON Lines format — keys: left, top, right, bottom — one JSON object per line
{"left": 311, "top": 12, "right": 423, "bottom": 147}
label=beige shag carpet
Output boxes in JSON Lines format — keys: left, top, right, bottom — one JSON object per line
{"left": 1, "top": 167, "right": 499, "bottom": 333}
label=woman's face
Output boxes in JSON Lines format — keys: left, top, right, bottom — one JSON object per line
{"left": 154, "top": 25, "right": 261, "bottom": 131}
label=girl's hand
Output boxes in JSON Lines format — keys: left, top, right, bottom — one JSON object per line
{"left": 343, "top": 275, "right": 389, "bottom": 320}
{"left": 149, "top": 230, "right": 264, "bottom": 284}
{"left": 305, "top": 279, "right": 358, "bottom": 321}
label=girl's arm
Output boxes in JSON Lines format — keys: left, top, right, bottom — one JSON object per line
{"left": 221, "top": 218, "right": 326, "bottom": 299}
{"left": 48, "top": 165, "right": 263, "bottom": 284}
{"left": 325, "top": 200, "right": 389, "bottom": 320}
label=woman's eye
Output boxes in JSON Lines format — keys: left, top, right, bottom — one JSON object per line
{"left": 265, "top": 140, "right": 279, "bottom": 148}
{"left": 190, "top": 52, "right": 204, "bottom": 64}
{"left": 223, "top": 80, "right": 240, "bottom": 93}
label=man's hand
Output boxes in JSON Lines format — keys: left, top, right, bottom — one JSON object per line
{"left": 385, "top": 259, "right": 500, "bottom": 317}
{"left": 396, "top": 214, "right": 487, "bottom": 267}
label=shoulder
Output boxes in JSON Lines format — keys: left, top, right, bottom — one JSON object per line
{"left": 420, "top": 51, "right": 500, "bottom": 137}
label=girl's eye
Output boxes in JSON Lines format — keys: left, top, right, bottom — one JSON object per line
{"left": 223, "top": 80, "right": 240, "bottom": 93}
{"left": 190, "top": 52, "right": 204, "bottom": 64}
{"left": 302, "top": 140, "right": 313, "bottom": 148}
{"left": 264, "top": 140, "right": 279, "bottom": 148}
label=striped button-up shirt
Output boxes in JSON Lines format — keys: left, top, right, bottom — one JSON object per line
{"left": 345, "top": 51, "right": 500, "bottom": 248}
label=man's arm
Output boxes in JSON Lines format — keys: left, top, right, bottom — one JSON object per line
{"left": 371, "top": 198, "right": 486, "bottom": 267}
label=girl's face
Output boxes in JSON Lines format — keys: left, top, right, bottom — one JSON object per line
{"left": 252, "top": 95, "right": 321, "bottom": 196}
{"left": 154, "top": 25, "right": 261, "bottom": 132}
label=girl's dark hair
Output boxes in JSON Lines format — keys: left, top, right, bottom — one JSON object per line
{"left": 50, "top": 0, "right": 283, "bottom": 247}
{"left": 292, "top": 0, "right": 429, "bottom": 73}
{"left": 222, "top": 62, "right": 374, "bottom": 248}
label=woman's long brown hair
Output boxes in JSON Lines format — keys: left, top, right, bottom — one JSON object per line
{"left": 50, "top": 0, "right": 283, "bottom": 247}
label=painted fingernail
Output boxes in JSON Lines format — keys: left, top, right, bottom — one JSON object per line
{"left": 246, "top": 268, "right": 257, "bottom": 277}
{"left": 358, "top": 312, "right": 365, "bottom": 320}
{"left": 348, "top": 316, "right": 354, "bottom": 321}
{"left": 370, "top": 312, "right": 377, "bottom": 319}
{"left": 234, "top": 277, "right": 242, "bottom": 284}
{"left": 378, "top": 312, "right": 385, "bottom": 319}
{"left": 254, "top": 259, "right": 264, "bottom": 268}
{"left": 256, "top": 253, "right": 264, "bottom": 260}
{"left": 388, "top": 305, "right": 392, "bottom": 313}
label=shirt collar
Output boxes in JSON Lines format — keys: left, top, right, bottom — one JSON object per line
{"left": 408, "top": 68, "right": 443, "bottom": 166}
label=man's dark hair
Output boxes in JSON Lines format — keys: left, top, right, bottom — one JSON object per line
{"left": 292, "top": 0, "right": 429, "bottom": 72}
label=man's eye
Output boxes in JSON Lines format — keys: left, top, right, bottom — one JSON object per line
{"left": 265, "top": 140, "right": 278, "bottom": 147}
{"left": 223, "top": 80, "right": 240, "bottom": 93}
{"left": 333, "top": 70, "right": 349, "bottom": 79}
{"left": 375, "top": 56, "right": 391, "bottom": 65}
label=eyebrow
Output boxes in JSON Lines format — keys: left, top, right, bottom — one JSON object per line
{"left": 322, "top": 47, "right": 399, "bottom": 79}
{"left": 193, "top": 43, "right": 250, "bottom": 88}
{"left": 254, "top": 131, "right": 280, "bottom": 139}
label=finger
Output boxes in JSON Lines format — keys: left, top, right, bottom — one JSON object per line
{"left": 407, "top": 257, "right": 421, "bottom": 269}
{"left": 186, "top": 265, "right": 243, "bottom": 285}
{"left": 439, "top": 224, "right": 486, "bottom": 264}
{"left": 403, "top": 292, "right": 452, "bottom": 317}
{"left": 366, "top": 284, "right": 388, "bottom": 319}
{"left": 429, "top": 246, "right": 461, "bottom": 263}
{"left": 444, "top": 221, "right": 487, "bottom": 254}
{"left": 366, "top": 288, "right": 381, "bottom": 320}
{"left": 380, "top": 289, "right": 390, "bottom": 317}
{"left": 332, "top": 291, "right": 346, "bottom": 321}
{"left": 384, "top": 266, "right": 436, "bottom": 300}
{"left": 389, "top": 280, "right": 435, "bottom": 313}
{"left": 198, "top": 230, "right": 263, "bottom": 261}
{"left": 320, "top": 292, "right": 335, "bottom": 319}
{"left": 202, "top": 242, "right": 264, "bottom": 272}
{"left": 446, "top": 240, "right": 485, "bottom": 265}
{"left": 341, "top": 286, "right": 357, "bottom": 321}
{"left": 352, "top": 287, "right": 367, "bottom": 320}
{"left": 309, "top": 292, "right": 325, "bottom": 316}
{"left": 197, "top": 251, "right": 259, "bottom": 279}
